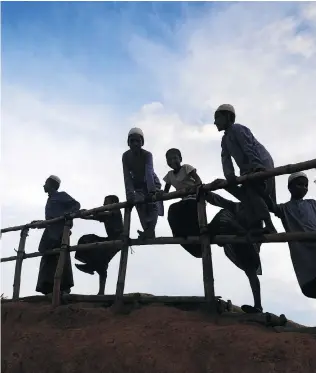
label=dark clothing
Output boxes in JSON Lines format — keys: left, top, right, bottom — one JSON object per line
{"left": 206, "top": 192, "right": 262, "bottom": 274}
{"left": 274, "top": 199, "right": 316, "bottom": 298}
{"left": 75, "top": 234, "right": 121, "bottom": 275}
{"left": 75, "top": 211, "right": 124, "bottom": 274}
{"left": 221, "top": 123, "right": 276, "bottom": 224}
{"left": 122, "top": 149, "right": 164, "bottom": 217}
{"left": 221, "top": 123, "right": 274, "bottom": 178}
{"left": 36, "top": 230, "right": 74, "bottom": 294}
{"left": 100, "top": 211, "right": 124, "bottom": 239}
{"left": 36, "top": 190, "right": 80, "bottom": 295}
{"left": 167, "top": 198, "right": 202, "bottom": 258}
{"left": 45, "top": 190, "right": 81, "bottom": 240}
{"left": 208, "top": 209, "right": 262, "bottom": 274}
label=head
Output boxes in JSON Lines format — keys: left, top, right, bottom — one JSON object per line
{"left": 43, "top": 175, "right": 61, "bottom": 194}
{"left": 214, "top": 104, "right": 236, "bottom": 132}
{"left": 288, "top": 172, "right": 308, "bottom": 200}
{"left": 104, "top": 194, "right": 119, "bottom": 206}
{"left": 127, "top": 128, "right": 144, "bottom": 153}
{"left": 166, "top": 148, "right": 182, "bottom": 170}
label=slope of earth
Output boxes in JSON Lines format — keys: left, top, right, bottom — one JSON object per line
{"left": 2, "top": 302, "right": 316, "bottom": 373}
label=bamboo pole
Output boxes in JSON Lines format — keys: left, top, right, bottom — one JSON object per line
{"left": 114, "top": 207, "right": 132, "bottom": 310}
{"left": 2, "top": 158, "right": 316, "bottom": 234}
{"left": 1, "top": 231, "right": 316, "bottom": 264}
{"left": 52, "top": 221, "right": 71, "bottom": 308}
{"left": 12, "top": 228, "right": 29, "bottom": 300}
{"left": 197, "top": 190, "right": 217, "bottom": 313}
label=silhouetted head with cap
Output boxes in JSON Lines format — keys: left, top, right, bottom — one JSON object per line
{"left": 214, "top": 104, "right": 236, "bottom": 132}
{"left": 104, "top": 194, "right": 119, "bottom": 206}
{"left": 128, "top": 128, "right": 144, "bottom": 154}
{"left": 288, "top": 172, "right": 309, "bottom": 200}
{"left": 44, "top": 175, "right": 61, "bottom": 194}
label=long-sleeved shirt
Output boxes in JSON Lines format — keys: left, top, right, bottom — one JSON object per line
{"left": 45, "top": 190, "right": 81, "bottom": 239}
{"left": 221, "top": 123, "right": 274, "bottom": 179}
{"left": 122, "top": 149, "right": 158, "bottom": 199}
{"left": 273, "top": 198, "right": 316, "bottom": 288}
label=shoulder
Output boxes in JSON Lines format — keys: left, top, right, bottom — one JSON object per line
{"left": 231, "top": 123, "right": 250, "bottom": 133}
{"left": 163, "top": 170, "right": 172, "bottom": 182}
{"left": 57, "top": 191, "right": 68, "bottom": 197}
{"left": 182, "top": 164, "right": 196, "bottom": 173}
{"left": 122, "top": 150, "right": 130, "bottom": 160}
{"left": 142, "top": 149, "right": 152, "bottom": 157}
{"left": 304, "top": 199, "right": 316, "bottom": 207}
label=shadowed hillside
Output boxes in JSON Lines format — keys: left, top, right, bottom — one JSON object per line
{"left": 2, "top": 301, "right": 316, "bottom": 373}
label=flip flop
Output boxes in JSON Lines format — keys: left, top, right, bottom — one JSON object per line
{"left": 241, "top": 304, "right": 263, "bottom": 314}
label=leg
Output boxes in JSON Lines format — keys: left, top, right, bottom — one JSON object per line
{"left": 242, "top": 268, "right": 263, "bottom": 313}
{"left": 98, "top": 270, "right": 108, "bottom": 295}
{"left": 242, "top": 181, "right": 277, "bottom": 234}
{"left": 136, "top": 203, "right": 157, "bottom": 239}
{"left": 75, "top": 263, "right": 95, "bottom": 275}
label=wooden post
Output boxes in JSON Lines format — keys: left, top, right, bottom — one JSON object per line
{"left": 114, "top": 207, "right": 132, "bottom": 310}
{"left": 52, "top": 220, "right": 71, "bottom": 308}
{"left": 12, "top": 228, "right": 29, "bottom": 300}
{"left": 197, "top": 190, "right": 217, "bottom": 314}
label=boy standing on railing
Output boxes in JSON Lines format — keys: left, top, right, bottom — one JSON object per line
{"left": 75, "top": 195, "right": 124, "bottom": 295}
{"left": 162, "top": 148, "right": 203, "bottom": 257}
{"left": 204, "top": 180, "right": 264, "bottom": 313}
{"left": 272, "top": 172, "right": 316, "bottom": 299}
{"left": 122, "top": 128, "right": 164, "bottom": 239}
{"left": 36, "top": 175, "right": 81, "bottom": 296}
{"left": 214, "top": 104, "right": 277, "bottom": 234}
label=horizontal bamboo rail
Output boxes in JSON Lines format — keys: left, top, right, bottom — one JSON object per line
{"left": 2, "top": 158, "right": 316, "bottom": 234}
{"left": 2, "top": 231, "right": 316, "bottom": 263}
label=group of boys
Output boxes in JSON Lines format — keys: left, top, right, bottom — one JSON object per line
{"left": 34, "top": 104, "right": 316, "bottom": 312}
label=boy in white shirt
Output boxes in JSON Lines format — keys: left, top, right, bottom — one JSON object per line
{"left": 163, "top": 148, "right": 203, "bottom": 257}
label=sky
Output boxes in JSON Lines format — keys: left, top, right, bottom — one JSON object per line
{"left": 1, "top": 1, "right": 316, "bottom": 326}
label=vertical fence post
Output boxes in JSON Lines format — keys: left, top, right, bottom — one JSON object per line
{"left": 52, "top": 220, "right": 71, "bottom": 308}
{"left": 197, "top": 191, "right": 217, "bottom": 314}
{"left": 12, "top": 228, "right": 29, "bottom": 300}
{"left": 114, "top": 207, "right": 132, "bottom": 310}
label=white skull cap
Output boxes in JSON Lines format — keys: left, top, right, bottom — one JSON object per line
{"left": 288, "top": 172, "right": 308, "bottom": 185}
{"left": 128, "top": 127, "right": 144, "bottom": 138}
{"left": 215, "top": 104, "right": 235, "bottom": 115}
{"left": 48, "top": 175, "right": 61, "bottom": 185}
{"left": 128, "top": 127, "right": 144, "bottom": 145}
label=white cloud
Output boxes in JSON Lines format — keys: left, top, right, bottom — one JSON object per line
{"left": 1, "top": 2, "right": 316, "bottom": 326}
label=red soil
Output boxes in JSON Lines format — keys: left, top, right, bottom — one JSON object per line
{"left": 2, "top": 302, "right": 316, "bottom": 373}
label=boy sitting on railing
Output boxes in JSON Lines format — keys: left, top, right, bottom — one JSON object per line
{"left": 214, "top": 104, "right": 277, "bottom": 235}
{"left": 271, "top": 172, "right": 316, "bottom": 299}
{"left": 162, "top": 148, "right": 203, "bottom": 258}
{"left": 122, "top": 128, "right": 164, "bottom": 239}
{"left": 205, "top": 180, "right": 264, "bottom": 314}
{"left": 75, "top": 195, "right": 123, "bottom": 295}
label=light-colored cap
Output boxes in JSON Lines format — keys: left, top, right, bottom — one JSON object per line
{"left": 288, "top": 172, "right": 308, "bottom": 185}
{"left": 128, "top": 127, "right": 144, "bottom": 138}
{"left": 128, "top": 127, "right": 144, "bottom": 145}
{"left": 215, "top": 104, "right": 235, "bottom": 115}
{"left": 48, "top": 175, "right": 61, "bottom": 185}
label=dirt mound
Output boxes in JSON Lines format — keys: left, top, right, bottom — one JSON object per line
{"left": 2, "top": 302, "right": 316, "bottom": 373}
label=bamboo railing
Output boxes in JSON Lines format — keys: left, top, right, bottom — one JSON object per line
{"left": 1, "top": 158, "right": 316, "bottom": 311}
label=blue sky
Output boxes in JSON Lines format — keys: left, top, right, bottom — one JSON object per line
{"left": 1, "top": 2, "right": 316, "bottom": 326}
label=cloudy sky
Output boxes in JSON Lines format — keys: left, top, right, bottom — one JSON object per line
{"left": 1, "top": 2, "right": 316, "bottom": 325}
